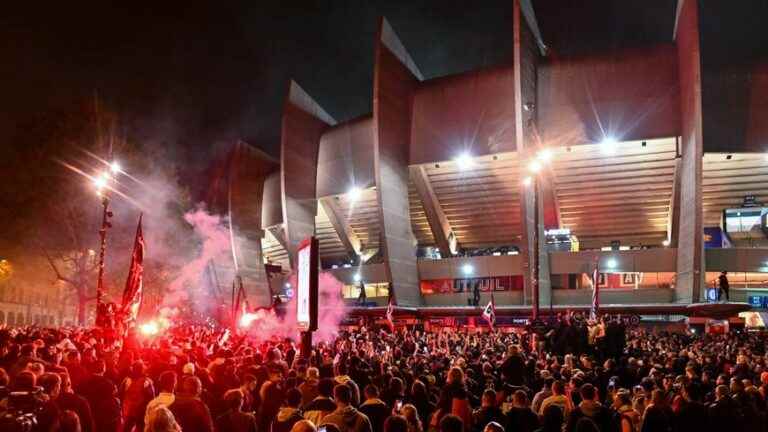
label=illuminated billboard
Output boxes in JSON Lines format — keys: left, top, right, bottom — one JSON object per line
{"left": 296, "top": 237, "right": 318, "bottom": 331}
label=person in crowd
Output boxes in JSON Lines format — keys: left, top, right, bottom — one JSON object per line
{"left": 472, "top": 389, "right": 504, "bottom": 432}
{"left": 360, "top": 384, "right": 391, "bottom": 432}
{"left": 300, "top": 367, "right": 321, "bottom": 406}
{"left": 385, "top": 415, "right": 410, "bottom": 432}
{"left": 56, "top": 371, "right": 95, "bottom": 432}
{"left": 439, "top": 414, "right": 464, "bottom": 432}
{"left": 274, "top": 388, "right": 305, "bottom": 432}
{"left": 304, "top": 377, "right": 338, "bottom": 425}
{"left": 565, "top": 384, "right": 614, "bottom": 432}
{"left": 718, "top": 271, "right": 730, "bottom": 301}
{"left": 402, "top": 404, "right": 424, "bottom": 432}
{"left": 532, "top": 376, "right": 554, "bottom": 415}
{"left": 169, "top": 375, "right": 214, "bottom": 432}
{"left": 539, "top": 380, "right": 572, "bottom": 419}
{"left": 145, "top": 370, "right": 177, "bottom": 430}
{"left": 147, "top": 406, "right": 182, "bottom": 432}
{"left": 214, "top": 388, "right": 257, "bottom": 432}
{"left": 505, "top": 390, "right": 539, "bottom": 432}
{"left": 611, "top": 390, "right": 640, "bottom": 432}
{"left": 640, "top": 390, "right": 672, "bottom": 432}
{"left": 121, "top": 360, "right": 155, "bottom": 432}
{"left": 321, "top": 384, "right": 373, "bottom": 432}
{"left": 537, "top": 404, "right": 565, "bottom": 432}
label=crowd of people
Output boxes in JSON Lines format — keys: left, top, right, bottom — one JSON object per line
{"left": 0, "top": 314, "right": 767, "bottom": 432}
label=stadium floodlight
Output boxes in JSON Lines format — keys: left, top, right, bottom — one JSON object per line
{"left": 528, "top": 159, "right": 542, "bottom": 173}
{"left": 348, "top": 186, "right": 362, "bottom": 202}
{"left": 600, "top": 136, "right": 618, "bottom": 155}
{"left": 662, "top": 239, "right": 670, "bottom": 247}
{"left": 461, "top": 263, "right": 474, "bottom": 276}
{"left": 536, "top": 148, "right": 553, "bottom": 162}
{"left": 606, "top": 258, "right": 617, "bottom": 269}
{"left": 353, "top": 273, "right": 362, "bottom": 282}
{"left": 109, "top": 161, "right": 121, "bottom": 175}
{"left": 454, "top": 153, "right": 475, "bottom": 171}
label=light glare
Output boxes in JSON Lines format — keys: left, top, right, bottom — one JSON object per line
{"left": 536, "top": 148, "right": 553, "bottom": 162}
{"left": 353, "top": 273, "right": 362, "bottom": 282}
{"left": 110, "top": 161, "right": 121, "bottom": 174}
{"left": 600, "top": 137, "right": 618, "bottom": 155}
{"left": 461, "top": 263, "right": 474, "bottom": 275}
{"left": 606, "top": 258, "right": 617, "bottom": 269}
{"left": 528, "top": 159, "right": 542, "bottom": 173}
{"left": 454, "top": 153, "right": 475, "bottom": 171}
{"left": 522, "top": 176, "right": 532, "bottom": 186}
{"left": 348, "top": 186, "right": 362, "bottom": 202}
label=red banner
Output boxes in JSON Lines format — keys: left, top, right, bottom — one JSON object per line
{"left": 420, "top": 276, "right": 524, "bottom": 295}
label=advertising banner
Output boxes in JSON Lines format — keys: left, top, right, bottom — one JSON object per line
{"left": 420, "top": 276, "right": 524, "bottom": 294}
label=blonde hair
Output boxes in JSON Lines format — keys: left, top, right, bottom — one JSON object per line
{"left": 401, "top": 404, "right": 423, "bottom": 432}
{"left": 148, "top": 406, "right": 181, "bottom": 432}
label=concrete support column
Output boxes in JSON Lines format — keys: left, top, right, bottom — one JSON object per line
{"left": 372, "top": 18, "right": 424, "bottom": 306}
{"left": 514, "top": 0, "right": 550, "bottom": 313}
{"left": 675, "top": 0, "right": 705, "bottom": 303}
{"left": 280, "top": 81, "right": 336, "bottom": 268}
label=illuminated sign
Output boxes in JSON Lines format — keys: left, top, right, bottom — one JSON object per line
{"left": 296, "top": 237, "right": 318, "bottom": 331}
{"left": 544, "top": 228, "right": 571, "bottom": 236}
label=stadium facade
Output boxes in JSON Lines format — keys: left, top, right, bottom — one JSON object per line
{"left": 220, "top": 0, "right": 768, "bottom": 317}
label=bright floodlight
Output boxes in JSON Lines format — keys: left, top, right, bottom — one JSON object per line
{"left": 536, "top": 148, "right": 553, "bottom": 162}
{"left": 93, "top": 175, "right": 108, "bottom": 191}
{"left": 284, "top": 282, "right": 291, "bottom": 289}
{"left": 600, "top": 136, "right": 618, "bottom": 155}
{"left": 528, "top": 159, "right": 542, "bottom": 173}
{"left": 109, "top": 161, "right": 121, "bottom": 174}
{"left": 348, "top": 186, "right": 363, "bottom": 202}
{"left": 454, "top": 153, "right": 475, "bottom": 171}
{"left": 662, "top": 239, "right": 670, "bottom": 247}
{"left": 606, "top": 258, "right": 617, "bottom": 269}
{"left": 522, "top": 176, "right": 533, "bottom": 187}
{"left": 353, "top": 273, "right": 362, "bottom": 282}
{"left": 461, "top": 263, "right": 474, "bottom": 276}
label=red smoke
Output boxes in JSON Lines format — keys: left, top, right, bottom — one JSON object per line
{"left": 240, "top": 271, "right": 347, "bottom": 343}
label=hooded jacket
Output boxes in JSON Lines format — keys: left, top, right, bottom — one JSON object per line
{"left": 321, "top": 405, "right": 373, "bottom": 432}
{"left": 359, "top": 398, "right": 390, "bottom": 432}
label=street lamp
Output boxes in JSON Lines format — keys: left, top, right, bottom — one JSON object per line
{"left": 524, "top": 148, "right": 554, "bottom": 320}
{"left": 93, "top": 162, "right": 120, "bottom": 324}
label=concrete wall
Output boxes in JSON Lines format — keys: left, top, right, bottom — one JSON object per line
{"left": 550, "top": 249, "right": 678, "bottom": 274}
{"left": 552, "top": 288, "right": 674, "bottom": 305}
{"left": 327, "top": 263, "right": 389, "bottom": 286}
{"left": 538, "top": 44, "right": 680, "bottom": 147}
{"left": 705, "top": 248, "right": 768, "bottom": 272}
{"left": 410, "top": 66, "right": 516, "bottom": 165}
{"left": 423, "top": 290, "right": 523, "bottom": 306}
{"left": 317, "top": 115, "right": 375, "bottom": 198}
{"left": 417, "top": 255, "right": 524, "bottom": 279}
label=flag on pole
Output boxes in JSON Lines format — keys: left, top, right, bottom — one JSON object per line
{"left": 385, "top": 296, "right": 395, "bottom": 332}
{"left": 121, "top": 214, "right": 145, "bottom": 322}
{"left": 591, "top": 262, "right": 600, "bottom": 320}
{"left": 482, "top": 293, "right": 496, "bottom": 329}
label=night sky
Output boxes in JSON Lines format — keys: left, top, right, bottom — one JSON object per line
{"left": 3, "top": 1, "right": 767, "bottom": 169}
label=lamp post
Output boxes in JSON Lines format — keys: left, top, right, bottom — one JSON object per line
{"left": 93, "top": 162, "right": 119, "bottom": 323}
{"left": 524, "top": 149, "right": 552, "bottom": 321}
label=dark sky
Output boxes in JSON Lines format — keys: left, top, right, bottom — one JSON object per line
{"left": 3, "top": 1, "right": 767, "bottom": 169}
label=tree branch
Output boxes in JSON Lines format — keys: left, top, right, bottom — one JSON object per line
{"left": 40, "top": 245, "right": 78, "bottom": 287}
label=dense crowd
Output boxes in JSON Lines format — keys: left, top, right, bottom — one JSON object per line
{"left": 1, "top": 315, "right": 767, "bottom": 432}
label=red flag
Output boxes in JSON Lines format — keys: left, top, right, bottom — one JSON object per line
{"left": 385, "top": 296, "right": 395, "bottom": 332}
{"left": 591, "top": 263, "right": 600, "bottom": 320}
{"left": 482, "top": 293, "right": 496, "bottom": 329}
{"left": 121, "top": 214, "right": 144, "bottom": 322}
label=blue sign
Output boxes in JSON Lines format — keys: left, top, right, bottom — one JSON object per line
{"left": 704, "top": 227, "right": 723, "bottom": 249}
{"left": 748, "top": 295, "right": 768, "bottom": 308}
{"left": 707, "top": 288, "right": 719, "bottom": 302}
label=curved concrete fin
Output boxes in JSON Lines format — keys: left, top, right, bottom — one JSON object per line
{"left": 380, "top": 17, "right": 424, "bottom": 81}
{"left": 288, "top": 80, "right": 337, "bottom": 126}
